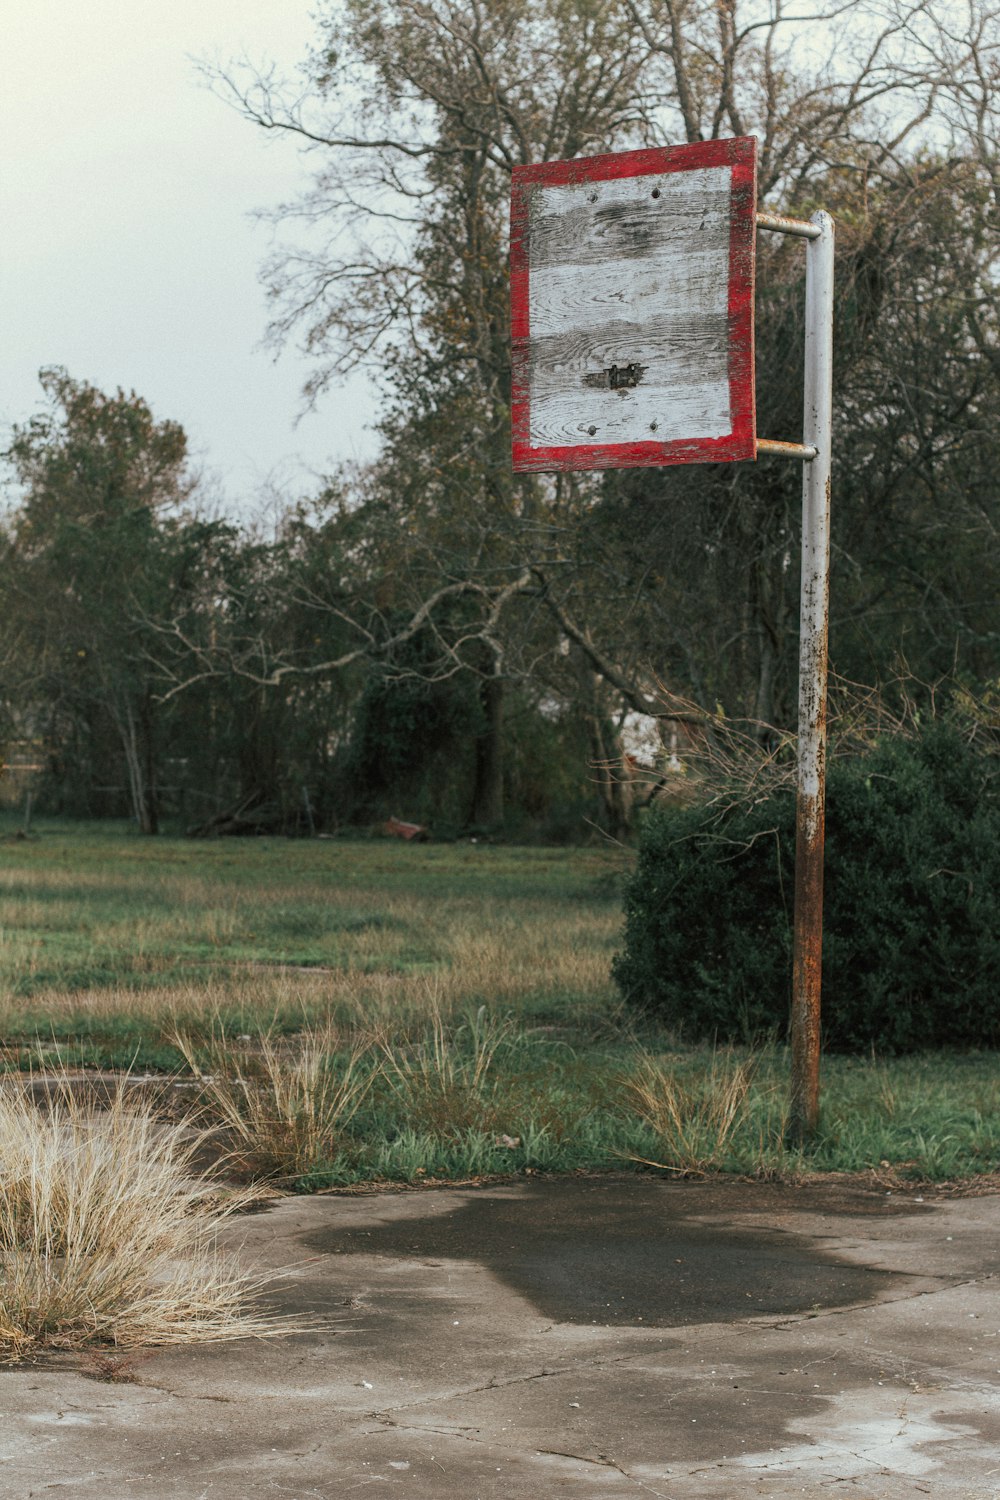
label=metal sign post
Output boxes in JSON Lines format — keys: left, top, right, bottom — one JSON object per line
{"left": 777, "top": 212, "right": 835, "bottom": 1143}
{"left": 511, "top": 141, "right": 834, "bottom": 1140}
{"left": 756, "top": 210, "right": 835, "bottom": 1141}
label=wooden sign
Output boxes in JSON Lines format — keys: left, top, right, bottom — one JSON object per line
{"left": 511, "top": 137, "right": 757, "bottom": 473}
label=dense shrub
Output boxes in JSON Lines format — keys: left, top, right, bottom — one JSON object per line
{"left": 613, "top": 724, "right": 1000, "bottom": 1052}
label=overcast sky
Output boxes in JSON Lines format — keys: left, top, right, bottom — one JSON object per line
{"left": 2, "top": 0, "right": 380, "bottom": 513}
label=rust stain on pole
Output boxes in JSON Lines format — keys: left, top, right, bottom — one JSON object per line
{"left": 789, "top": 549, "right": 829, "bottom": 1142}
{"left": 756, "top": 209, "right": 822, "bottom": 240}
{"left": 790, "top": 788, "right": 824, "bottom": 1140}
{"left": 755, "top": 437, "right": 818, "bottom": 460}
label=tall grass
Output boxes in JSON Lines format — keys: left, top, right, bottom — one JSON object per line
{"left": 623, "top": 1049, "right": 775, "bottom": 1173}
{"left": 0, "top": 832, "right": 625, "bottom": 1007}
{"left": 174, "top": 1027, "right": 379, "bottom": 1178}
{"left": 379, "top": 1003, "right": 516, "bottom": 1134}
{"left": 0, "top": 1080, "right": 288, "bottom": 1360}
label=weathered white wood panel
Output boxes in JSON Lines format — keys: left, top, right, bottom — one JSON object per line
{"left": 528, "top": 254, "right": 728, "bottom": 340}
{"left": 528, "top": 379, "right": 732, "bottom": 447}
{"left": 527, "top": 315, "right": 729, "bottom": 382}
{"left": 525, "top": 168, "right": 731, "bottom": 447}
{"left": 510, "top": 137, "right": 757, "bottom": 472}
{"left": 529, "top": 168, "right": 732, "bottom": 270}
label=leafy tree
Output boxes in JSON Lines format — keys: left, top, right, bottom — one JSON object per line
{"left": 1, "top": 370, "right": 196, "bottom": 832}
{"left": 203, "top": 0, "right": 664, "bottom": 826}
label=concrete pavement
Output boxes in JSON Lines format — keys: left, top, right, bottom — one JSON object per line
{"left": 2, "top": 1175, "right": 998, "bottom": 1498}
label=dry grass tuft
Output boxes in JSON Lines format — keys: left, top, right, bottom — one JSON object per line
{"left": 0, "top": 1079, "right": 291, "bottom": 1361}
{"left": 380, "top": 1004, "right": 515, "bottom": 1135}
{"left": 624, "top": 1049, "right": 762, "bottom": 1172}
{"left": 174, "top": 1027, "right": 378, "bottom": 1178}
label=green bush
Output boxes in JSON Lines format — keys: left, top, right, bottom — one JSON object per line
{"left": 613, "top": 724, "right": 1000, "bottom": 1052}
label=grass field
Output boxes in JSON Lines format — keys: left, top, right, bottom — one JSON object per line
{"left": 1, "top": 819, "right": 998, "bottom": 1189}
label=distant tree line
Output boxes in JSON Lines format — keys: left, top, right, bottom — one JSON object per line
{"left": 0, "top": 369, "right": 599, "bottom": 835}
{"left": 1, "top": 0, "right": 998, "bottom": 837}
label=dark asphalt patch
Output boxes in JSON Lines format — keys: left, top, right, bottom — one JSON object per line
{"left": 302, "top": 1177, "right": 915, "bottom": 1327}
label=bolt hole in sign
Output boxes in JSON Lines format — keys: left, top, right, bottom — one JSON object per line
{"left": 511, "top": 136, "right": 757, "bottom": 472}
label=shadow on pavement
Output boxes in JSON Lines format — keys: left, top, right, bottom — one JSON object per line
{"left": 302, "top": 1176, "right": 919, "bottom": 1326}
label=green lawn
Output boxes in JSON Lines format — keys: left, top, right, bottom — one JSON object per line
{"left": 1, "top": 819, "right": 997, "bottom": 1186}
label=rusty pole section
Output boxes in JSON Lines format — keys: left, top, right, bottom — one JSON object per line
{"left": 789, "top": 211, "right": 835, "bottom": 1144}
{"left": 755, "top": 209, "right": 822, "bottom": 240}
{"left": 755, "top": 438, "right": 818, "bottom": 460}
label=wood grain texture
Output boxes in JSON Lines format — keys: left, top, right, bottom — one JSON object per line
{"left": 528, "top": 379, "right": 731, "bottom": 447}
{"left": 528, "top": 252, "right": 728, "bottom": 340}
{"left": 527, "top": 315, "right": 730, "bottom": 446}
{"left": 526, "top": 174, "right": 730, "bottom": 446}
{"left": 528, "top": 315, "right": 730, "bottom": 385}
{"left": 528, "top": 170, "right": 731, "bottom": 270}
{"left": 511, "top": 137, "right": 757, "bottom": 472}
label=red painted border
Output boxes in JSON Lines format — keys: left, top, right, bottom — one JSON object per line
{"left": 511, "top": 136, "right": 757, "bottom": 473}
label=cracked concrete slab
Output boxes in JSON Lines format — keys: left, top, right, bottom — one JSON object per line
{"left": 2, "top": 1177, "right": 998, "bottom": 1498}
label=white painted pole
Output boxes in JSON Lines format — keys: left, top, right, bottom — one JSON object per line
{"left": 789, "top": 210, "right": 835, "bottom": 1143}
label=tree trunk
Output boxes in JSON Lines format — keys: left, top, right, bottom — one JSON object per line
{"left": 469, "top": 672, "right": 504, "bottom": 828}
{"left": 140, "top": 689, "right": 159, "bottom": 835}
{"left": 116, "top": 696, "right": 158, "bottom": 835}
{"left": 585, "top": 712, "right": 632, "bottom": 842}
{"left": 751, "top": 552, "right": 790, "bottom": 740}
{"left": 573, "top": 654, "right": 633, "bottom": 841}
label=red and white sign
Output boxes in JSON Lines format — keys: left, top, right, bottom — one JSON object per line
{"left": 511, "top": 136, "right": 757, "bottom": 473}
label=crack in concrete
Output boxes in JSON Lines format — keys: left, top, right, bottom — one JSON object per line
{"left": 359, "top": 1329, "right": 851, "bottom": 1430}
{"left": 263, "top": 1482, "right": 332, "bottom": 1498}
{"left": 357, "top": 1339, "right": 682, "bottom": 1418}
{"left": 371, "top": 1413, "right": 480, "bottom": 1439}
{"left": 354, "top": 1359, "right": 601, "bottom": 1417}
{"left": 754, "top": 1274, "right": 964, "bottom": 1332}
{"left": 535, "top": 1446, "right": 616, "bottom": 1466}
{"left": 369, "top": 1410, "right": 668, "bottom": 1497}
{"left": 538, "top": 1447, "right": 671, "bottom": 1497}
{"left": 127, "top": 1381, "right": 237, "bottom": 1404}
{"left": 482, "top": 1364, "right": 570, "bottom": 1391}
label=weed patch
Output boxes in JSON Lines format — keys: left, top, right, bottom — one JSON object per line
{"left": 623, "top": 1049, "right": 769, "bottom": 1173}
{"left": 175, "top": 1027, "right": 380, "bottom": 1179}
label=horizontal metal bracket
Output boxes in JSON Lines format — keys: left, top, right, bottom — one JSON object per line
{"left": 757, "top": 438, "right": 818, "bottom": 461}
{"left": 756, "top": 210, "right": 822, "bottom": 240}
